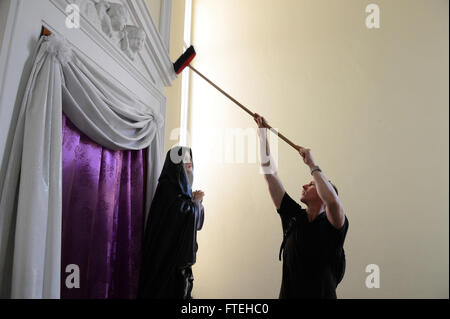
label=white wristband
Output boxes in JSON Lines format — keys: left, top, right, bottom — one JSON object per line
{"left": 310, "top": 165, "right": 321, "bottom": 175}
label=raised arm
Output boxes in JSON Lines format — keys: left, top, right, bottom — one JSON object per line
{"left": 254, "top": 114, "right": 286, "bottom": 210}
{"left": 298, "top": 147, "right": 345, "bottom": 229}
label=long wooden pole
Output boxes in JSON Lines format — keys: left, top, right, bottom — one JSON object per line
{"left": 188, "top": 65, "right": 299, "bottom": 151}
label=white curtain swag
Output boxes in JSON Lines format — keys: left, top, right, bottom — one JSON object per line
{"left": 0, "top": 34, "right": 164, "bottom": 298}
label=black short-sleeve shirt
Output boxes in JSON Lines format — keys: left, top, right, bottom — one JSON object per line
{"left": 277, "top": 192, "right": 349, "bottom": 299}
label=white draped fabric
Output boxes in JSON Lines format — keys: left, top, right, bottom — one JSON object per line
{"left": 0, "top": 35, "right": 164, "bottom": 298}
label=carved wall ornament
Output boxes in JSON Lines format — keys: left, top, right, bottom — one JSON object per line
{"left": 71, "top": 0, "right": 145, "bottom": 60}
{"left": 121, "top": 25, "right": 146, "bottom": 61}
{"left": 95, "top": 0, "right": 112, "bottom": 37}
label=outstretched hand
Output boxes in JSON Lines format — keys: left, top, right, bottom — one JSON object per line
{"left": 193, "top": 190, "right": 205, "bottom": 203}
{"left": 297, "top": 147, "right": 316, "bottom": 168}
{"left": 254, "top": 113, "right": 315, "bottom": 167}
{"left": 253, "top": 113, "right": 268, "bottom": 128}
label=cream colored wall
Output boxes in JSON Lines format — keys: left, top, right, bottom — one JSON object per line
{"left": 145, "top": 0, "right": 161, "bottom": 31}
{"left": 163, "top": 0, "right": 185, "bottom": 152}
{"left": 176, "top": 0, "right": 449, "bottom": 299}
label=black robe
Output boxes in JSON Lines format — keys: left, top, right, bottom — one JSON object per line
{"left": 138, "top": 147, "right": 202, "bottom": 299}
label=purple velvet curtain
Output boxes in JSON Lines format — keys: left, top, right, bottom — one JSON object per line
{"left": 61, "top": 113, "right": 146, "bottom": 299}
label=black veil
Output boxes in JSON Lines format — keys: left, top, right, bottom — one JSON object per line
{"left": 138, "top": 147, "right": 200, "bottom": 298}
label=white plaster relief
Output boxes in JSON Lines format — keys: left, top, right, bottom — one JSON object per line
{"left": 71, "top": 0, "right": 146, "bottom": 60}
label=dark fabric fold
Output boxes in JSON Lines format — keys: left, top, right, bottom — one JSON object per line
{"left": 138, "top": 147, "right": 201, "bottom": 299}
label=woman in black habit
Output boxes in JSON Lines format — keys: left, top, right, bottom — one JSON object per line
{"left": 138, "top": 146, "right": 204, "bottom": 299}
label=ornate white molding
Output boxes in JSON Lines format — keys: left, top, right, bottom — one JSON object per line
{"left": 159, "top": 0, "right": 172, "bottom": 52}
{"left": 49, "top": 0, "right": 176, "bottom": 89}
{"left": 126, "top": 0, "right": 176, "bottom": 86}
{"left": 120, "top": 24, "right": 146, "bottom": 61}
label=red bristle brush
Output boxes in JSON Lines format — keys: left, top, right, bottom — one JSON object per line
{"left": 173, "top": 45, "right": 300, "bottom": 152}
